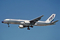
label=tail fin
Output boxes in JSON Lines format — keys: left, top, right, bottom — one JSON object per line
{"left": 45, "top": 14, "right": 56, "bottom": 23}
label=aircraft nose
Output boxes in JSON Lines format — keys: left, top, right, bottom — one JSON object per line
{"left": 2, "top": 21, "right": 4, "bottom": 23}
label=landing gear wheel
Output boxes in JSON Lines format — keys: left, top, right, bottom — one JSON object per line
{"left": 27, "top": 28, "right": 30, "bottom": 30}
{"left": 30, "top": 26, "right": 33, "bottom": 28}
{"left": 7, "top": 23, "right": 10, "bottom": 27}
{"left": 8, "top": 26, "right": 10, "bottom": 27}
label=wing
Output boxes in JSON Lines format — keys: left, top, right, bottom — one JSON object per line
{"left": 30, "top": 15, "right": 44, "bottom": 25}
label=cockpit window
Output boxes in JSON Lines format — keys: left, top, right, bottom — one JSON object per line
{"left": 4, "top": 19, "right": 10, "bottom": 21}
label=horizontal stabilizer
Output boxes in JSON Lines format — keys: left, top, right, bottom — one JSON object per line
{"left": 51, "top": 20, "right": 59, "bottom": 24}
{"left": 52, "top": 20, "right": 58, "bottom": 24}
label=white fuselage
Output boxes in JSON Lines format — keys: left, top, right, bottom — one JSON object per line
{"left": 2, "top": 14, "right": 58, "bottom": 30}
{"left": 2, "top": 19, "right": 53, "bottom": 26}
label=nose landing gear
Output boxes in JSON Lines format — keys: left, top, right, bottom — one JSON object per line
{"left": 7, "top": 23, "right": 10, "bottom": 27}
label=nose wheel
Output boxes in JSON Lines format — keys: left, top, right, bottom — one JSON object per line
{"left": 8, "top": 23, "right": 10, "bottom": 27}
{"left": 8, "top": 25, "right": 10, "bottom": 27}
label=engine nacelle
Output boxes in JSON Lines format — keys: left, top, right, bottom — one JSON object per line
{"left": 19, "top": 25, "right": 24, "bottom": 28}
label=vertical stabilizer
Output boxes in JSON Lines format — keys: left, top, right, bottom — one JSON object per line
{"left": 46, "top": 14, "right": 56, "bottom": 23}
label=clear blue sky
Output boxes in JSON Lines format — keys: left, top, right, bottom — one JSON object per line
{"left": 0, "top": 0, "right": 60, "bottom": 40}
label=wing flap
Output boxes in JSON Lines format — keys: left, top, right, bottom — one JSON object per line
{"left": 30, "top": 15, "right": 44, "bottom": 25}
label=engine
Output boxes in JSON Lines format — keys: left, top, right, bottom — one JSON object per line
{"left": 19, "top": 25, "right": 24, "bottom": 28}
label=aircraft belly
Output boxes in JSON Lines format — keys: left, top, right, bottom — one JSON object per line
{"left": 9, "top": 22, "right": 20, "bottom": 24}
{"left": 4, "top": 21, "right": 30, "bottom": 26}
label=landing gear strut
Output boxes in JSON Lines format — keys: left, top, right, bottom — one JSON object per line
{"left": 8, "top": 23, "right": 10, "bottom": 27}
{"left": 30, "top": 26, "right": 33, "bottom": 28}
{"left": 27, "top": 27, "right": 30, "bottom": 30}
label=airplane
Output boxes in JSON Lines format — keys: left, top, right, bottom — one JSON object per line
{"left": 2, "top": 14, "right": 58, "bottom": 30}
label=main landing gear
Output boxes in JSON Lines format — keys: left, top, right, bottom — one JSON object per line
{"left": 27, "top": 26, "right": 33, "bottom": 30}
{"left": 30, "top": 26, "right": 33, "bottom": 28}
{"left": 27, "top": 27, "right": 30, "bottom": 30}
